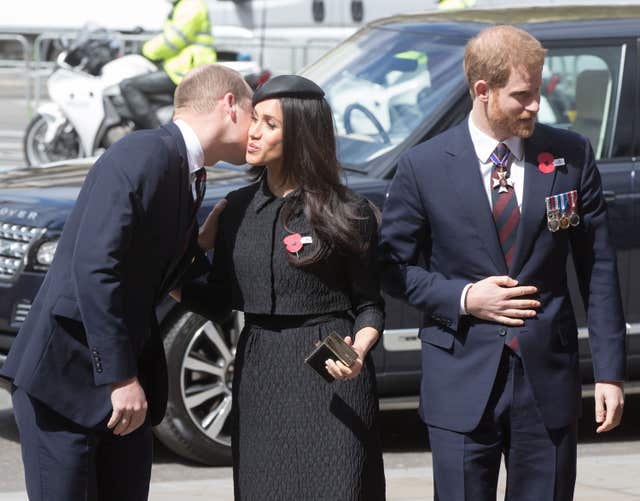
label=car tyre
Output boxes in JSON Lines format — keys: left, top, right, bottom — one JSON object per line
{"left": 154, "top": 309, "right": 242, "bottom": 465}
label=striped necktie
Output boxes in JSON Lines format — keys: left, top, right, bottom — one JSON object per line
{"left": 490, "top": 143, "right": 521, "bottom": 355}
{"left": 491, "top": 143, "right": 519, "bottom": 267}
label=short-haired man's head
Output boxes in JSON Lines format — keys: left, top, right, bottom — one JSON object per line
{"left": 464, "top": 25, "right": 546, "bottom": 98}
{"left": 174, "top": 64, "right": 253, "bottom": 113}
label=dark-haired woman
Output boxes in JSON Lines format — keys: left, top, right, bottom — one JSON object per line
{"left": 175, "top": 75, "right": 385, "bottom": 500}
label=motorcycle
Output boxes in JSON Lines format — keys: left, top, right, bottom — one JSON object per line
{"left": 24, "top": 27, "right": 266, "bottom": 166}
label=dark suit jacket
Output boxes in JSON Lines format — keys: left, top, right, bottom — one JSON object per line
{"left": 379, "top": 121, "right": 626, "bottom": 432}
{"left": 0, "top": 123, "right": 198, "bottom": 428}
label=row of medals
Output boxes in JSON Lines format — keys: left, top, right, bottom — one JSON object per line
{"left": 547, "top": 204, "right": 580, "bottom": 232}
{"left": 496, "top": 166, "right": 580, "bottom": 232}
{"left": 548, "top": 210, "right": 579, "bottom": 232}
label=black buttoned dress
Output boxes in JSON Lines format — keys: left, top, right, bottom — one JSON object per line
{"left": 182, "top": 178, "right": 385, "bottom": 501}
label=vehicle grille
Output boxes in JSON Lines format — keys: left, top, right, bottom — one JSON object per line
{"left": 13, "top": 300, "right": 32, "bottom": 324}
{"left": 0, "top": 222, "right": 46, "bottom": 281}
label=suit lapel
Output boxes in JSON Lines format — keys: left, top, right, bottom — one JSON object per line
{"left": 445, "top": 123, "right": 507, "bottom": 275}
{"left": 509, "top": 126, "right": 557, "bottom": 275}
{"left": 168, "top": 121, "right": 193, "bottom": 224}
{"left": 158, "top": 123, "right": 193, "bottom": 296}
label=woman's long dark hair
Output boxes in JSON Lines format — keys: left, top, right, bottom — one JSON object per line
{"left": 249, "top": 96, "right": 375, "bottom": 266}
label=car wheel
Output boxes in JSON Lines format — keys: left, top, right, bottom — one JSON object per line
{"left": 154, "top": 309, "right": 243, "bottom": 465}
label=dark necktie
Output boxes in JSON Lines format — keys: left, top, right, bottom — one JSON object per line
{"left": 185, "top": 167, "right": 207, "bottom": 244}
{"left": 193, "top": 167, "right": 207, "bottom": 216}
{"left": 490, "top": 143, "right": 521, "bottom": 355}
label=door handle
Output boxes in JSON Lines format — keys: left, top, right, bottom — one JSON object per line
{"left": 603, "top": 190, "right": 616, "bottom": 203}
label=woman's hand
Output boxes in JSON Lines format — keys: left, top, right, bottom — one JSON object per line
{"left": 324, "top": 327, "right": 379, "bottom": 381}
{"left": 198, "top": 199, "right": 227, "bottom": 251}
{"left": 325, "top": 336, "right": 365, "bottom": 381}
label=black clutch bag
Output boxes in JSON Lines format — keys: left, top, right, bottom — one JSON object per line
{"left": 304, "top": 332, "right": 359, "bottom": 383}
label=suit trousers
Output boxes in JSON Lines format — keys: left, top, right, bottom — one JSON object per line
{"left": 427, "top": 349, "right": 577, "bottom": 501}
{"left": 12, "top": 386, "right": 153, "bottom": 501}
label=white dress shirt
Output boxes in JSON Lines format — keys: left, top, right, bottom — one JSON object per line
{"left": 459, "top": 116, "right": 526, "bottom": 315}
{"left": 174, "top": 119, "right": 205, "bottom": 198}
{"left": 467, "top": 116, "right": 525, "bottom": 210}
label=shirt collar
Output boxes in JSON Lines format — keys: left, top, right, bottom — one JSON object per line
{"left": 174, "top": 119, "right": 204, "bottom": 175}
{"left": 467, "top": 115, "right": 524, "bottom": 163}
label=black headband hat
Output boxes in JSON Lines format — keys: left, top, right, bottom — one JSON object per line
{"left": 252, "top": 75, "right": 325, "bottom": 106}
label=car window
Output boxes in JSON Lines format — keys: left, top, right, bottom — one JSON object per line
{"left": 540, "top": 45, "right": 624, "bottom": 160}
{"left": 302, "top": 27, "right": 466, "bottom": 171}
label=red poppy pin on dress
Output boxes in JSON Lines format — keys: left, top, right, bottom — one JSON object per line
{"left": 283, "top": 233, "right": 313, "bottom": 257}
{"left": 284, "top": 233, "right": 303, "bottom": 253}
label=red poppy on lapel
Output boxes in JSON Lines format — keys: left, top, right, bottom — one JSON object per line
{"left": 537, "top": 152, "right": 555, "bottom": 174}
{"left": 283, "top": 233, "right": 303, "bottom": 253}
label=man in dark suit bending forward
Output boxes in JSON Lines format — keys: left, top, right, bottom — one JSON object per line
{"left": 0, "top": 64, "right": 253, "bottom": 500}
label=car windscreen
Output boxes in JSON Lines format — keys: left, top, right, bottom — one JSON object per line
{"left": 302, "top": 27, "right": 466, "bottom": 172}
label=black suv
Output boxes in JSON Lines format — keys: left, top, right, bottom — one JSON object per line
{"left": 0, "top": 6, "right": 638, "bottom": 465}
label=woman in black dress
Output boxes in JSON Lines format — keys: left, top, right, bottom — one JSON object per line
{"left": 178, "top": 75, "right": 385, "bottom": 500}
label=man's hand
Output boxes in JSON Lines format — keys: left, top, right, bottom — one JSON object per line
{"left": 108, "top": 377, "right": 148, "bottom": 436}
{"left": 465, "top": 276, "right": 540, "bottom": 326}
{"left": 595, "top": 381, "right": 624, "bottom": 433}
{"left": 198, "top": 199, "right": 227, "bottom": 251}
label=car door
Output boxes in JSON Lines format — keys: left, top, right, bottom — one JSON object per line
{"left": 539, "top": 38, "right": 636, "bottom": 382}
{"left": 625, "top": 35, "right": 640, "bottom": 382}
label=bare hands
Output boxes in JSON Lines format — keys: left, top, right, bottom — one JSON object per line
{"left": 595, "top": 381, "right": 624, "bottom": 433}
{"left": 108, "top": 377, "right": 148, "bottom": 436}
{"left": 465, "top": 276, "right": 540, "bottom": 326}
{"left": 325, "top": 336, "right": 364, "bottom": 381}
{"left": 198, "top": 199, "right": 227, "bottom": 251}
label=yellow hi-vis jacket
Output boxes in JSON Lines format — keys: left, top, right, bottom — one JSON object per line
{"left": 142, "top": 0, "right": 216, "bottom": 85}
{"left": 437, "top": 0, "right": 477, "bottom": 10}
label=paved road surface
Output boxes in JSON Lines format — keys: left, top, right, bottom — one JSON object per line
{"left": 1, "top": 388, "right": 639, "bottom": 500}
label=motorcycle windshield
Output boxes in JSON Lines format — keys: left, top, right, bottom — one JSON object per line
{"left": 301, "top": 26, "right": 467, "bottom": 173}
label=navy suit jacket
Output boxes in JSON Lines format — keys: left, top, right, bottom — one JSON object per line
{"left": 380, "top": 121, "right": 626, "bottom": 432}
{"left": 1, "top": 123, "right": 199, "bottom": 428}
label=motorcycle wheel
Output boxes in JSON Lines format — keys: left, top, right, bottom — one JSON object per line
{"left": 23, "top": 114, "right": 83, "bottom": 166}
{"left": 154, "top": 309, "right": 243, "bottom": 465}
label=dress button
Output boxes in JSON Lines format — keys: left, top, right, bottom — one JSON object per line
{"left": 498, "top": 327, "right": 507, "bottom": 336}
